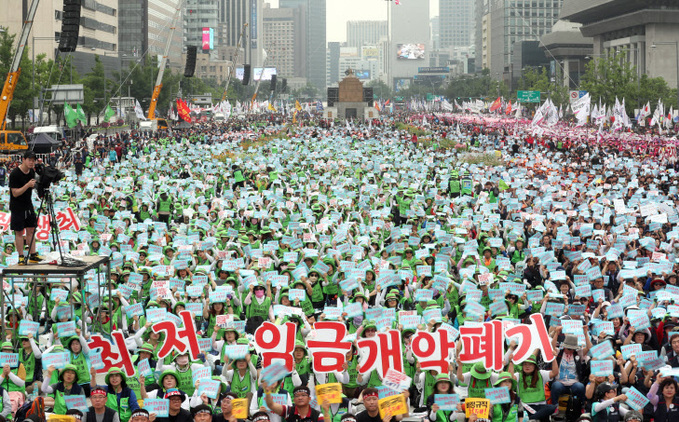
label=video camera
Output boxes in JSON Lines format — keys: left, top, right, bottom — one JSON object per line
{"left": 34, "top": 163, "right": 65, "bottom": 199}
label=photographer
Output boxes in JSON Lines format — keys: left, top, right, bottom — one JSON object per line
{"left": 9, "top": 150, "right": 42, "bottom": 264}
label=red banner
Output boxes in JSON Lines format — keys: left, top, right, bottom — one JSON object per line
{"left": 176, "top": 99, "right": 192, "bottom": 123}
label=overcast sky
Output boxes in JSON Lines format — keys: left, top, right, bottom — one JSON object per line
{"left": 265, "top": 0, "right": 439, "bottom": 43}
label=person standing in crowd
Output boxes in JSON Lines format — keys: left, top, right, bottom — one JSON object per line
{"left": 84, "top": 387, "right": 121, "bottom": 422}
{"left": 8, "top": 150, "right": 42, "bottom": 264}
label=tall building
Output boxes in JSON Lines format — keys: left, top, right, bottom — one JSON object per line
{"left": 0, "top": 0, "right": 119, "bottom": 78}
{"left": 346, "top": 21, "right": 387, "bottom": 49}
{"left": 389, "top": 0, "right": 430, "bottom": 91}
{"left": 118, "top": 0, "right": 183, "bottom": 71}
{"left": 440, "top": 0, "right": 474, "bottom": 49}
{"left": 327, "top": 41, "right": 341, "bottom": 86}
{"left": 263, "top": 4, "right": 303, "bottom": 78}
{"left": 561, "top": 0, "right": 679, "bottom": 89}
{"left": 477, "top": 0, "right": 562, "bottom": 80}
{"left": 184, "top": 0, "right": 219, "bottom": 50}
{"left": 280, "top": 0, "right": 326, "bottom": 94}
{"left": 218, "top": 0, "right": 264, "bottom": 67}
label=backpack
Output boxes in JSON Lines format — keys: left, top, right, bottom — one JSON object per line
{"left": 15, "top": 396, "right": 45, "bottom": 422}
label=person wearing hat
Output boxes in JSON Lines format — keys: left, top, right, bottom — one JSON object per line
{"left": 223, "top": 347, "right": 257, "bottom": 401}
{"left": 141, "top": 370, "right": 190, "bottom": 411}
{"left": 156, "top": 190, "right": 174, "bottom": 224}
{"left": 264, "top": 384, "right": 323, "bottom": 422}
{"left": 457, "top": 360, "right": 498, "bottom": 400}
{"left": 280, "top": 341, "right": 311, "bottom": 393}
{"left": 89, "top": 366, "right": 140, "bottom": 422}
{"left": 66, "top": 332, "right": 93, "bottom": 394}
{"left": 488, "top": 372, "right": 521, "bottom": 422}
{"left": 41, "top": 363, "right": 85, "bottom": 414}
{"left": 248, "top": 380, "right": 290, "bottom": 422}
{"left": 9, "top": 149, "right": 43, "bottom": 264}
{"left": 244, "top": 281, "right": 274, "bottom": 334}
{"left": 426, "top": 374, "right": 461, "bottom": 422}
{"left": 85, "top": 387, "right": 120, "bottom": 422}
{"left": 153, "top": 389, "right": 191, "bottom": 422}
{"left": 16, "top": 333, "right": 43, "bottom": 395}
{"left": 190, "top": 376, "right": 229, "bottom": 410}
{"left": 0, "top": 339, "right": 33, "bottom": 411}
{"left": 158, "top": 351, "right": 209, "bottom": 397}
{"left": 591, "top": 382, "right": 628, "bottom": 422}
{"left": 548, "top": 332, "right": 588, "bottom": 413}
{"left": 510, "top": 354, "right": 558, "bottom": 422}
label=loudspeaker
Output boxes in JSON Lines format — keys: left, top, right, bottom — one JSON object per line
{"left": 270, "top": 75, "right": 277, "bottom": 92}
{"left": 184, "top": 46, "right": 197, "bottom": 77}
{"left": 363, "top": 87, "right": 374, "bottom": 106}
{"left": 327, "top": 87, "right": 339, "bottom": 107}
{"left": 281, "top": 78, "right": 287, "bottom": 93}
{"left": 58, "top": 0, "right": 81, "bottom": 52}
{"left": 242, "top": 64, "right": 251, "bottom": 85}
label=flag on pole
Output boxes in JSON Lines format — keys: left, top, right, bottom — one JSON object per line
{"left": 104, "top": 105, "right": 116, "bottom": 122}
{"left": 498, "top": 179, "right": 510, "bottom": 191}
{"left": 489, "top": 97, "right": 502, "bottom": 112}
{"left": 64, "top": 104, "right": 78, "bottom": 128}
{"left": 176, "top": 99, "right": 192, "bottom": 123}
{"left": 316, "top": 100, "right": 323, "bottom": 111}
{"left": 505, "top": 101, "right": 512, "bottom": 115}
{"left": 268, "top": 102, "right": 277, "bottom": 112}
{"left": 134, "top": 100, "right": 147, "bottom": 120}
{"left": 76, "top": 104, "right": 87, "bottom": 124}
{"left": 295, "top": 100, "right": 302, "bottom": 112}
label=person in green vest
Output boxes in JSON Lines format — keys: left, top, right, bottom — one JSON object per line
{"left": 511, "top": 355, "right": 558, "bottom": 422}
{"left": 18, "top": 334, "right": 42, "bottom": 395}
{"left": 282, "top": 341, "right": 312, "bottom": 393}
{"left": 141, "top": 370, "right": 190, "bottom": 410}
{"left": 449, "top": 171, "right": 461, "bottom": 198}
{"left": 158, "top": 351, "right": 209, "bottom": 397}
{"left": 395, "top": 189, "right": 414, "bottom": 225}
{"left": 509, "top": 239, "right": 526, "bottom": 265}
{"left": 244, "top": 282, "right": 273, "bottom": 334}
{"left": 480, "top": 247, "right": 497, "bottom": 272}
{"left": 460, "top": 170, "right": 473, "bottom": 197}
{"left": 223, "top": 353, "right": 256, "bottom": 401}
{"left": 89, "top": 366, "right": 140, "bottom": 422}
{"left": 458, "top": 362, "right": 498, "bottom": 399}
{"left": 232, "top": 165, "right": 246, "bottom": 190}
{"left": 426, "top": 374, "right": 463, "bottom": 422}
{"left": 415, "top": 363, "right": 440, "bottom": 407}
{"left": 41, "top": 364, "right": 85, "bottom": 415}
{"left": 0, "top": 341, "right": 27, "bottom": 407}
{"left": 66, "top": 333, "right": 92, "bottom": 395}
{"left": 156, "top": 190, "right": 173, "bottom": 224}
{"left": 489, "top": 372, "right": 522, "bottom": 422}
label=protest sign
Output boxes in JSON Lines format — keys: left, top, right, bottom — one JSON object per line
{"left": 434, "top": 394, "right": 460, "bottom": 411}
{"left": 231, "top": 399, "right": 248, "bottom": 419}
{"left": 485, "top": 387, "right": 511, "bottom": 405}
{"left": 378, "top": 394, "right": 408, "bottom": 419}
{"left": 315, "top": 383, "right": 343, "bottom": 404}
{"left": 64, "top": 395, "right": 88, "bottom": 412}
{"left": 465, "top": 398, "right": 491, "bottom": 419}
{"left": 383, "top": 368, "right": 412, "bottom": 393}
{"left": 43, "top": 351, "right": 70, "bottom": 369}
{"left": 197, "top": 379, "right": 221, "bottom": 399}
{"left": 144, "top": 399, "right": 170, "bottom": 417}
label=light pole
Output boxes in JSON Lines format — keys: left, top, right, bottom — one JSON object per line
{"left": 651, "top": 41, "right": 679, "bottom": 109}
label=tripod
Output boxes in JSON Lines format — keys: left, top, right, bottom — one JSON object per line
{"left": 23, "top": 190, "right": 84, "bottom": 267}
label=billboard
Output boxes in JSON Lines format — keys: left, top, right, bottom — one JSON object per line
{"left": 362, "top": 46, "right": 379, "bottom": 60}
{"left": 394, "top": 78, "right": 411, "bottom": 92}
{"left": 202, "top": 28, "right": 210, "bottom": 50}
{"left": 235, "top": 67, "right": 277, "bottom": 81}
{"left": 355, "top": 70, "right": 371, "bottom": 80}
{"left": 397, "top": 43, "right": 425, "bottom": 60}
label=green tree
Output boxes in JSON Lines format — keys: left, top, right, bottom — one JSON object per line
{"left": 291, "top": 82, "right": 319, "bottom": 101}
{"left": 366, "top": 79, "right": 393, "bottom": 99}
{"left": 445, "top": 69, "right": 508, "bottom": 102}
{"left": 82, "top": 55, "right": 115, "bottom": 125}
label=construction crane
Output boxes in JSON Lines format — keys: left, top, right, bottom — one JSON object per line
{"left": 0, "top": 0, "right": 39, "bottom": 154}
{"left": 146, "top": 0, "right": 186, "bottom": 129}
{"left": 221, "top": 23, "right": 248, "bottom": 102}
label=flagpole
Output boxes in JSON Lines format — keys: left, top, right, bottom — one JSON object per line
{"left": 251, "top": 50, "right": 268, "bottom": 107}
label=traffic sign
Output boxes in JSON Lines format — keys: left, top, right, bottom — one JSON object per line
{"left": 569, "top": 90, "right": 588, "bottom": 102}
{"left": 517, "top": 91, "right": 540, "bottom": 103}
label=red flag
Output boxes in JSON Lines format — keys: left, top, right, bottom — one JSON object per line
{"left": 176, "top": 99, "right": 191, "bottom": 123}
{"left": 505, "top": 101, "right": 512, "bottom": 115}
{"left": 490, "top": 97, "right": 502, "bottom": 112}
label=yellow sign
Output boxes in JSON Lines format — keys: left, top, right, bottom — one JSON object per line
{"left": 231, "top": 398, "right": 249, "bottom": 419}
{"left": 378, "top": 394, "right": 408, "bottom": 419}
{"left": 315, "top": 383, "right": 343, "bottom": 404}
{"left": 465, "top": 398, "right": 491, "bottom": 419}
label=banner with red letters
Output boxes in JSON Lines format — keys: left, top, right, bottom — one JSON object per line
{"left": 0, "top": 207, "right": 81, "bottom": 237}
{"left": 88, "top": 314, "right": 555, "bottom": 377}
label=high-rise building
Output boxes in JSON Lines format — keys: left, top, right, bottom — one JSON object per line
{"left": 346, "top": 21, "right": 387, "bottom": 49}
{"left": 263, "top": 4, "right": 303, "bottom": 79}
{"left": 0, "top": 0, "right": 120, "bottom": 78}
{"left": 218, "top": 0, "right": 264, "bottom": 67}
{"left": 280, "top": 0, "right": 326, "bottom": 94}
{"left": 327, "top": 41, "right": 341, "bottom": 86}
{"left": 389, "top": 0, "right": 430, "bottom": 91}
{"left": 478, "top": 0, "right": 562, "bottom": 80}
{"left": 440, "top": 0, "right": 474, "bottom": 49}
{"left": 184, "top": 0, "right": 219, "bottom": 50}
{"left": 118, "top": 0, "right": 183, "bottom": 71}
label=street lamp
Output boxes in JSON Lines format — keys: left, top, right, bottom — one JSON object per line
{"left": 651, "top": 42, "right": 679, "bottom": 109}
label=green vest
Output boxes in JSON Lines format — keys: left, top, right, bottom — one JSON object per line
{"left": 126, "top": 371, "right": 141, "bottom": 400}
{"left": 423, "top": 372, "right": 437, "bottom": 403}
{"left": 311, "top": 281, "right": 324, "bottom": 303}
{"left": 449, "top": 180, "right": 460, "bottom": 194}
{"left": 492, "top": 403, "right": 519, "bottom": 422}
{"left": 106, "top": 391, "right": 132, "bottom": 422}
{"left": 511, "top": 250, "right": 525, "bottom": 264}
{"left": 70, "top": 352, "right": 91, "bottom": 383}
{"left": 20, "top": 350, "right": 36, "bottom": 384}
{"left": 467, "top": 376, "right": 492, "bottom": 398}
{"left": 53, "top": 386, "right": 81, "bottom": 415}
{"left": 176, "top": 367, "right": 194, "bottom": 396}
{"left": 247, "top": 297, "right": 271, "bottom": 318}
{"left": 367, "top": 370, "right": 381, "bottom": 388}
{"left": 345, "top": 358, "right": 359, "bottom": 388}
{"left": 158, "top": 198, "right": 172, "bottom": 213}
{"left": 461, "top": 178, "right": 473, "bottom": 195}
{"left": 4, "top": 367, "right": 26, "bottom": 392}
{"left": 517, "top": 372, "right": 545, "bottom": 404}
{"left": 234, "top": 170, "right": 245, "bottom": 183}
{"left": 231, "top": 371, "right": 252, "bottom": 398}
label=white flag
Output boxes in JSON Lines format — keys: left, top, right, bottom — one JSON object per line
{"left": 135, "top": 100, "right": 147, "bottom": 120}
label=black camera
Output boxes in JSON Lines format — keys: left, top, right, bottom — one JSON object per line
{"left": 34, "top": 163, "right": 65, "bottom": 198}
